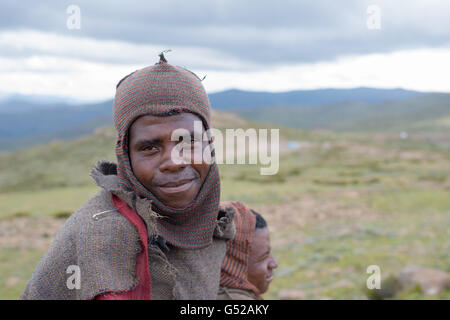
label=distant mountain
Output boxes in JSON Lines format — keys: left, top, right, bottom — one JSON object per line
{"left": 0, "top": 87, "right": 424, "bottom": 114}
{"left": 232, "top": 93, "right": 450, "bottom": 132}
{"left": 0, "top": 100, "right": 112, "bottom": 138}
{"left": 0, "top": 93, "right": 92, "bottom": 110}
{"left": 0, "top": 87, "right": 447, "bottom": 151}
{"left": 209, "top": 87, "right": 425, "bottom": 110}
{"left": 0, "top": 100, "right": 68, "bottom": 114}
{"left": 0, "top": 100, "right": 113, "bottom": 150}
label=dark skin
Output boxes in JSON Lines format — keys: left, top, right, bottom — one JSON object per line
{"left": 247, "top": 227, "right": 278, "bottom": 294}
{"left": 128, "top": 113, "right": 211, "bottom": 208}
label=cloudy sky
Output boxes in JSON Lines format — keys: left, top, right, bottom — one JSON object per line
{"left": 1, "top": 0, "right": 450, "bottom": 101}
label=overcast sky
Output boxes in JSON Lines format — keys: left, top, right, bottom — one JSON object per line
{"left": 1, "top": 0, "right": 450, "bottom": 101}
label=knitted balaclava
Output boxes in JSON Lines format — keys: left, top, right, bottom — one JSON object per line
{"left": 220, "top": 202, "right": 262, "bottom": 299}
{"left": 113, "top": 54, "right": 220, "bottom": 249}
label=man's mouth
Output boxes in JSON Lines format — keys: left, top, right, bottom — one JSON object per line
{"left": 266, "top": 274, "right": 274, "bottom": 282}
{"left": 157, "top": 178, "right": 196, "bottom": 194}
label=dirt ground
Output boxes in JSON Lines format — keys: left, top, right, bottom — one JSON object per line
{"left": 0, "top": 217, "right": 65, "bottom": 251}
{"left": 252, "top": 191, "right": 379, "bottom": 248}
{"left": 0, "top": 191, "right": 377, "bottom": 251}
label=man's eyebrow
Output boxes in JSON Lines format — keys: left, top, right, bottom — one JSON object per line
{"left": 134, "top": 138, "right": 162, "bottom": 148}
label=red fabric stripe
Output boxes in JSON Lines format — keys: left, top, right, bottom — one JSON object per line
{"left": 95, "top": 195, "right": 151, "bottom": 300}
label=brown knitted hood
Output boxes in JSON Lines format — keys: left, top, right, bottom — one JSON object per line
{"left": 113, "top": 56, "right": 220, "bottom": 249}
{"left": 219, "top": 201, "right": 262, "bottom": 299}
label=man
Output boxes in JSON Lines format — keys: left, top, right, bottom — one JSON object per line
{"left": 217, "top": 202, "right": 278, "bottom": 300}
{"left": 21, "top": 53, "right": 235, "bottom": 300}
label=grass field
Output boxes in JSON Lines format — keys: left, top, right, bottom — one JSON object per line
{"left": 0, "top": 118, "right": 449, "bottom": 299}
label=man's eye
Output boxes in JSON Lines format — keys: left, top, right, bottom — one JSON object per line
{"left": 142, "top": 145, "right": 157, "bottom": 152}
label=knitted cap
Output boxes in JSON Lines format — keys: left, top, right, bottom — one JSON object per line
{"left": 114, "top": 56, "right": 212, "bottom": 135}
{"left": 220, "top": 202, "right": 262, "bottom": 298}
{"left": 113, "top": 54, "right": 220, "bottom": 249}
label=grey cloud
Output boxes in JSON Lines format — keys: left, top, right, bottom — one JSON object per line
{"left": 1, "top": 0, "right": 450, "bottom": 68}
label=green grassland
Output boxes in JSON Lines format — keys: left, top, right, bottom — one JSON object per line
{"left": 0, "top": 114, "right": 449, "bottom": 299}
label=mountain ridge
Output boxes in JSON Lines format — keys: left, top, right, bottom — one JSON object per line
{"left": 0, "top": 88, "right": 448, "bottom": 151}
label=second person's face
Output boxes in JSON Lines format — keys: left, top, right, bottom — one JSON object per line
{"left": 248, "top": 227, "right": 278, "bottom": 294}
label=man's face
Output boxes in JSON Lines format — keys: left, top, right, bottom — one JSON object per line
{"left": 128, "top": 113, "right": 211, "bottom": 208}
{"left": 248, "top": 227, "right": 278, "bottom": 294}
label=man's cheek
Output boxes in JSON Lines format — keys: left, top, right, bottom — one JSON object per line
{"left": 134, "top": 166, "right": 153, "bottom": 188}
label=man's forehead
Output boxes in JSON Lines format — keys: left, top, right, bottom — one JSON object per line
{"left": 129, "top": 113, "right": 203, "bottom": 140}
{"left": 133, "top": 112, "right": 201, "bottom": 127}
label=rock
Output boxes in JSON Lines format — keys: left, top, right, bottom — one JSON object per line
{"left": 364, "top": 274, "right": 403, "bottom": 300}
{"left": 398, "top": 265, "right": 450, "bottom": 296}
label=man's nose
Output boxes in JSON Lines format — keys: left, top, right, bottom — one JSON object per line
{"left": 269, "top": 254, "right": 278, "bottom": 270}
{"left": 159, "top": 143, "right": 187, "bottom": 172}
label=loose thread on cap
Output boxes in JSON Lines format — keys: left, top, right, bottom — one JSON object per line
{"left": 158, "top": 49, "right": 172, "bottom": 64}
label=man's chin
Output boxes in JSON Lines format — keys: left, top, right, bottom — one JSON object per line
{"left": 153, "top": 188, "right": 199, "bottom": 208}
{"left": 259, "top": 282, "right": 271, "bottom": 294}
{"left": 259, "top": 287, "right": 268, "bottom": 295}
